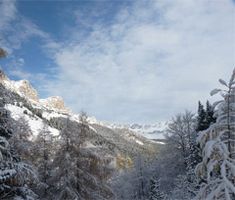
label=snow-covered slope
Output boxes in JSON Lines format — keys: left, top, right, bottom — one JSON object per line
{"left": 0, "top": 69, "right": 166, "bottom": 146}
{"left": 5, "top": 104, "right": 60, "bottom": 137}
{"left": 0, "top": 70, "right": 161, "bottom": 164}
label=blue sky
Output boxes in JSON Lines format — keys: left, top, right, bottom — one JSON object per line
{"left": 0, "top": 0, "right": 235, "bottom": 123}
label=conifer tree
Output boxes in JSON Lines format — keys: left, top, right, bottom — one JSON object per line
{"left": 149, "top": 176, "right": 164, "bottom": 200}
{"left": 196, "top": 69, "right": 235, "bottom": 199}
{"left": 196, "top": 101, "right": 216, "bottom": 132}
{"left": 205, "top": 100, "right": 216, "bottom": 127}
{"left": 196, "top": 101, "right": 207, "bottom": 132}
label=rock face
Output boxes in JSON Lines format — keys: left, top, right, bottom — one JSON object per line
{"left": 0, "top": 71, "right": 39, "bottom": 102}
{"left": 0, "top": 70, "right": 68, "bottom": 112}
{"left": 14, "top": 80, "right": 39, "bottom": 102}
{"left": 40, "top": 96, "right": 68, "bottom": 112}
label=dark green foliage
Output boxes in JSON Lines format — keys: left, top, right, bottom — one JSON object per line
{"left": 196, "top": 101, "right": 207, "bottom": 132}
{"left": 196, "top": 101, "right": 216, "bottom": 132}
{"left": 205, "top": 100, "right": 216, "bottom": 126}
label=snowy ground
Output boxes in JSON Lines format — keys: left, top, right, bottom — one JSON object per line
{"left": 5, "top": 104, "right": 60, "bottom": 137}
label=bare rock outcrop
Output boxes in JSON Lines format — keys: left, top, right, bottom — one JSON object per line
{"left": 14, "top": 80, "right": 39, "bottom": 102}
{"left": 40, "top": 96, "right": 68, "bottom": 112}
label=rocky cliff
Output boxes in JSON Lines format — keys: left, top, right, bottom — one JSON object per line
{"left": 0, "top": 70, "right": 68, "bottom": 113}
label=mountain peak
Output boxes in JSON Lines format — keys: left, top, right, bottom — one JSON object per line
{"left": 13, "top": 79, "right": 39, "bottom": 102}
{"left": 0, "top": 70, "right": 69, "bottom": 113}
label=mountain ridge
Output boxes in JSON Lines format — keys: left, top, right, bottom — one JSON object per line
{"left": 0, "top": 70, "right": 167, "bottom": 141}
{"left": 0, "top": 70, "right": 162, "bottom": 170}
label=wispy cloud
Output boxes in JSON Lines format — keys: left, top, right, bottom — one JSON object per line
{"left": 0, "top": 0, "right": 234, "bottom": 123}
{"left": 0, "top": 0, "right": 48, "bottom": 52}
{"left": 0, "top": 0, "right": 16, "bottom": 29}
{"left": 0, "top": 0, "right": 58, "bottom": 87}
{"left": 43, "top": 0, "right": 235, "bottom": 123}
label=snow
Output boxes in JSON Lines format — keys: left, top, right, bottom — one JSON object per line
{"left": 151, "top": 140, "right": 165, "bottom": 145}
{"left": 88, "top": 125, "right": 97, "bottom": 133}
{"left": 122, "top": 134, "right": 145, "bottom": 146}
{"left": 5, "top": 104, "right": 60, "bottom": 137}
{"left": 42, "top": 111, "right": 68, "bottom": 121}
{"left": 135, "top": 139, "right": 144, "bottom": 145}
{"left": 0, "top": 169, "right": 17, "bottom": 181}
{"left": 2, "top": 79, "right": 33, "bottom": 100}
{"left": 0, "top": 169, "right": 16, "bottom": 176}
{"left": 2, "top": 75, "right": 161, "bottom": 146}
{"left": 83, "top": 141, "right": 97, "bottom": 148}
{"left": 84, "top": 116, "right": 168, "bottom": 140}
{"left": 5, "top": 104, "right": 33, "bottom": 119}
{"left": 128, "top": 122, "right": 168, "bottom": 140}
{"left": 2, "top": 79, "right": 16, "bottom": 92}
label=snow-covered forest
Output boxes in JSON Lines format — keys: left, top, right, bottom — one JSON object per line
{"left": 0, "top": 45, "right": 235, "bottom": 200}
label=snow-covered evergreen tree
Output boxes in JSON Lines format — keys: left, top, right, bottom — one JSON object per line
{"left": 196, "top": 69, "right": 235, "bottom": 199}
{"left": 169, "top": 174, "right": 194, "bottom": 200}
{"left": 0, "top": 98, "right": 37, "bottom": 199}
{"left": 149, "top": 176, "right": 164, "bottom": 200}
{"left": 185, "top": 145, "right": 200, "bottom": 198}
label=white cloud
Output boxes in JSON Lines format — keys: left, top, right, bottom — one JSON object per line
{"left": 0, "top": 0, "right": 51, "bottom": 53}
{"left": 0, "top": 0, "right": 16, "bottom": 29}
{"left": 43, "top": 0, "right": 235, "bottom": 123}
{"left": 1, "top": 0, "right": 234, "bottom": 123}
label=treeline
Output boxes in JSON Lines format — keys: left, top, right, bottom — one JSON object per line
{"left": 112, "top": 70, "right": 235, "bottom": 200}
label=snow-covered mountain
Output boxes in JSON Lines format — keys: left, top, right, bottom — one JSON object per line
{"left": 0, "top": 70, "right": 69, "bottom": 113}
{"left": 84, "top": 116, "right": 168, "bottom": 140}
{"left": 0, "top": 69, "right": 168, "bottom": 141}
{"left": 103, "top": 122, "right": 168, "bottom": 140}
{"left": 0, "top": 70, "right": 162, "bottom": 170}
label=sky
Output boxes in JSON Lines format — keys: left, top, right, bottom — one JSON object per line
{"left": 0, "top": 0, "right": 235, "bottom": 123}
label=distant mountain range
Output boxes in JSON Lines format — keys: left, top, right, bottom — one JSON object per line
{"left": 104, "top": 122, "right": 168, "bottom": 140}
